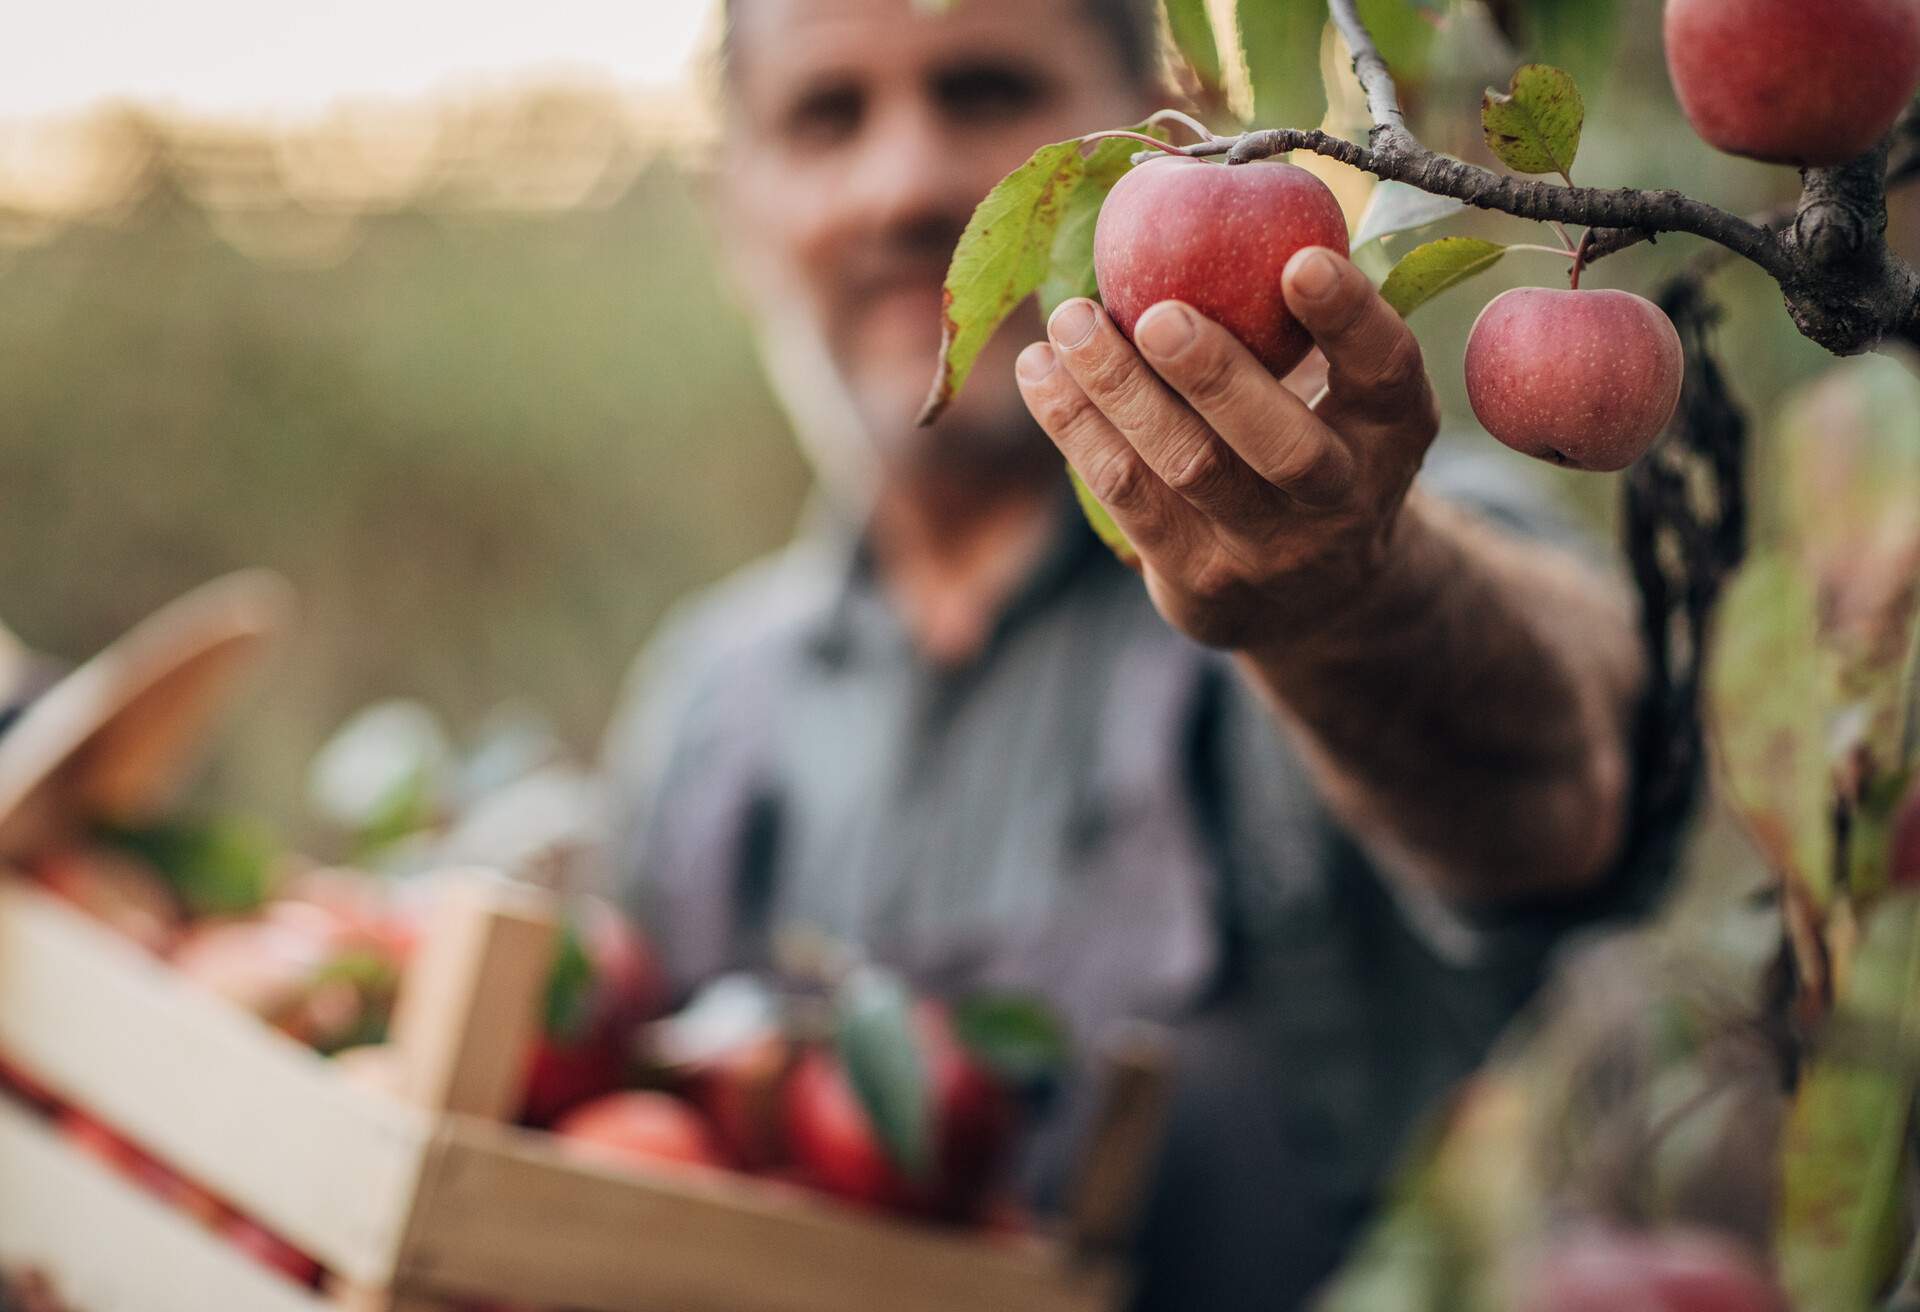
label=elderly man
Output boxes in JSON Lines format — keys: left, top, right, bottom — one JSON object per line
{"left": 605, "top": 0, "right": 1658, "bottom": 1305}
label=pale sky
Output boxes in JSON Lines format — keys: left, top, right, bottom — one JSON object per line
{"left": 2, "top": 1, "right": 715, "bottom": 121}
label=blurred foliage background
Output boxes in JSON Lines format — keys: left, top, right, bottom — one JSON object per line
{"left": 0, "top": 0, "right": 1907, "bottom": 856}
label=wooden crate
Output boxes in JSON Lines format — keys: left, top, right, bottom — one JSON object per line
{"left": 0, "top": 872, "right": 1163, "bottom": 1311}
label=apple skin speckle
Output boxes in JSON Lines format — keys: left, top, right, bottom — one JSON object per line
{"left": 1465, "top": 287, "right": 1684, "bottom": 474}
{"left": 1094, "top": 156, "right": 1350, "bottom": 380}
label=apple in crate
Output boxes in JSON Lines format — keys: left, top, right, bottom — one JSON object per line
{"left": 521, "top": 897, "right": 669, "bottom": 1126}
{"left": 552, "top": 1090, "right": 727, "bottom": 1173}
{"left": 169, "top": 899, "right": 401, "bottom": 1054}
{"left": 784, "top": 996, "right": 1021, "bottom": 1224}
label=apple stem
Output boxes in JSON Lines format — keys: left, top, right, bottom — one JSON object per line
{"left": 1142, "top": 108, "right": 1216, "bottom": 146}
{"left": 1547, "top": 220, "right": 1578, "bottom": 255}
{"left": 1569, "top": 229, "right": 1595, "bottom": 290}
{"left": 1077, "top": 129, "right": 1189, "bottom": 157}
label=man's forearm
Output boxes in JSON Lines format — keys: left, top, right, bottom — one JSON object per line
{"left": 1238, "top": 489, "right": 1646, "bottom": 904}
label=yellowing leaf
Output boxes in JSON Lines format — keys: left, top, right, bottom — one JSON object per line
{"left": 1037, "top": 132, "right": 1157, "bottom": 317}
{"left": 1378, "top": 237, "right": 1506, "bottom": 317}
{"left": 920, "top": 127, "right": 1164, "bottom": 426}
{"left": 1481, "top": 63, "right": 1584, "bottom": 179}
{"left": 1165, "top": 0, "right": 1224, "bottom": 94}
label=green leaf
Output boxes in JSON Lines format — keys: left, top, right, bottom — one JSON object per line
{"left": 1036, "top": 130, "right": 1163, "bottom": 319}
{"left": 542, "top": 919, "right": 596, "bottom": 1040}
{"left": 1351, "top": 180, "right": 1466, "bottom": 251}
{"left": 1071, "top": 466, "right": 1139, "bottom": 566}
{"left": 1238, "top": 0, "right": 1328, "bottom": 134}
{"left": 1480, "top": 64, "right": 1583, "bottom": 179}
{"left": 1164, "top": 0, "right": 1224, "bottom": 94}
{"left": 1710, "top": 553, "right": 1834, "bottom": 905}
{"left": 836, "top": 967, "right": 933, "bottom": 1181}
{"left": 95, "top": 815, "right": 280, "bottom": 918}
{"left": 1378, "top": 237, "right": 1506, "bottom": 318}
{"left": 951, "top": 992, "right": 1070, "bottom": 1090}
{"left": 921, "top": 126, "right": 1164, "bottom": 425}
{"left": 1778, "top": 893, "right": 1920, "bottom": 1310}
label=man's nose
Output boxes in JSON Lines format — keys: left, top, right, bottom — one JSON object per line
{"left": 842, "top": 102, "right": 973, "bottom": 237}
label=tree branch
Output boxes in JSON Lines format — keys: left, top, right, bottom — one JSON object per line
{"left": 1169, "top": 0, "right": 1920, "bottom": 357}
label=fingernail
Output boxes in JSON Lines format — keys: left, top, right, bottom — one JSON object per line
{"left": 1136, "top": 302, "right": 1195, "bottom": 358}
{"left": 1049, "top": 299, "right": 1097, "bottom": 350}
{"left": 1016, "top": 341, "right": 1058, "bottom": 383}
{"left": 1290, "top": 248, "right": 1338, "bottom": 301}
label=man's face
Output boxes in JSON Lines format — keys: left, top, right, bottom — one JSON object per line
{"left": 721, "top": 0, "right": 1151, "bottom": 479}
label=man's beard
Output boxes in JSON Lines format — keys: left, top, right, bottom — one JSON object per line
{"left": 743, "top": 267, "right": 1053, "bottom": 510}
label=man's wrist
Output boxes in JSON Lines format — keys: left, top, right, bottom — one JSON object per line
{"left": 1242, "top": 491, "right": 1450, "bottom": 677}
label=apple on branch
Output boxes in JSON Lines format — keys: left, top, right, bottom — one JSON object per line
{"left": 1465, "top": 287, "right": 1684, "bottom": 472}
{"left": 1665, "top": 0, "right": 1920, "bottom": 167}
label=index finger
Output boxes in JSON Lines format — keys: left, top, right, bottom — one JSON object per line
{"left": 1281, "top": 248, "right": 1434, "bottom": 433}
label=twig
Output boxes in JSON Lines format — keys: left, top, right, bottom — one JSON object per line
{"left": 1165, "top": 0, "right": 1920, "bottom": 357}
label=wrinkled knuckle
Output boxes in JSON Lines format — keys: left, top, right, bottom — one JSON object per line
{"left": 1078, "top": 342, "right": 1142, "bottom": 401}
{"left": 1103, "top": 364, "right": 1164, "bottom": 428}
{"left": 1320, "top": 285, "right": 1375, "bottom": 341}
{"left": 1163, "top": 436, "right": 1231, "bottom": 500}
{"left": 1369, "top": 332, "right": 1427, "bottom": 392}
{"left": 1032, "top": 381, "right": 1097, "bottom": 436}
{"left": 1172, "top": 337, "right": 1242, "bottom": 408}
{"left": 1084, "top": 446, "right": 1150, "bottom": 510}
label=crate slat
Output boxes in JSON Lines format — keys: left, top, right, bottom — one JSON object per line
{"left": 0, "top": 878, "right": 427, "bottom": 1284}
{"left": 395, "top": 1117, "right": 1121, "bottom": 1312}
{"left": 0, "top": 1094, "right": 329, "bottom": 1312}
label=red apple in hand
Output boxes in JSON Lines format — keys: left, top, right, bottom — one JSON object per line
{"left": 553, "top": 1090, "right": 726, "bottom": 1173}
{"left": 1665, "top": 0, "right": 1920, "bottom": 167}
{"left": 1094, "top": 156, "right": 1349, "bottom": 380}
{"left": 1466, "top": 287, "right": 1683, "bottom": 472}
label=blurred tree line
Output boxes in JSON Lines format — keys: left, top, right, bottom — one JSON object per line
{"left": 0, "top": 95, "right": 808, "bottom": 832}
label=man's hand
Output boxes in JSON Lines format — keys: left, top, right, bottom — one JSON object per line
{"left": 1018, "top": 244, "right": 1645, "bottom": 903}
{"left": 1014, "top": 246, "right": 1439, "bottom": 655}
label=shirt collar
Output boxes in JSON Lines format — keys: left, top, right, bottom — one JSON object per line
{"left": 802, "top": 474, "right": 1107, "bottom": 670}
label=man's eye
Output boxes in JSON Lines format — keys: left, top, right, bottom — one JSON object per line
{"left": 783, "top": 86, "right": 864, "bottom": 148}
{"left": 932, "top": 64, "right": 1049, "bottom": 123}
